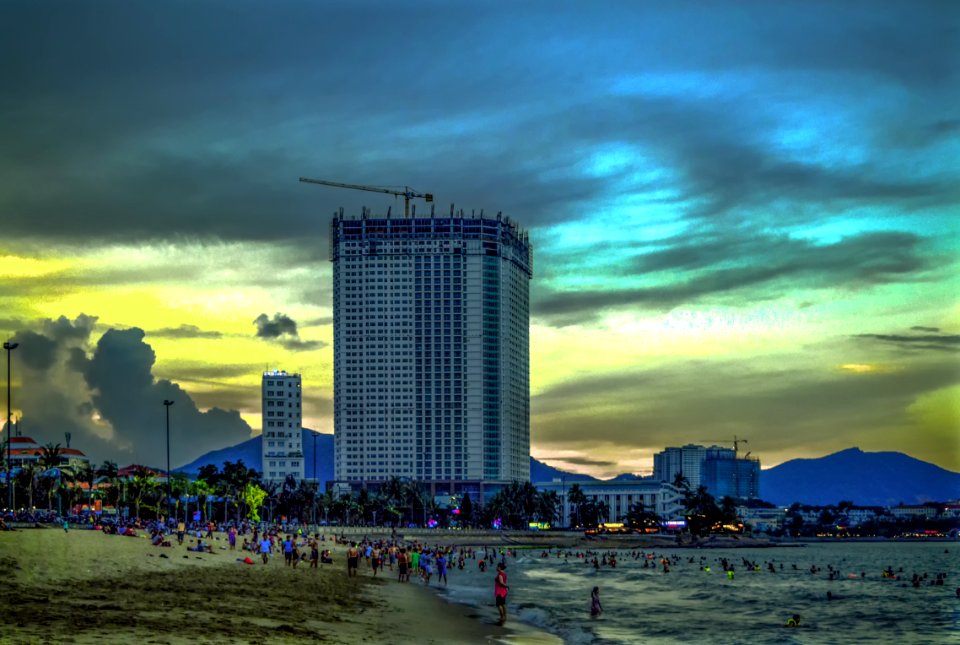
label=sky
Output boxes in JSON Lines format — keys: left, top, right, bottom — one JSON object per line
{"left": 1, "top": 0, "right": 958, "bottom": 478}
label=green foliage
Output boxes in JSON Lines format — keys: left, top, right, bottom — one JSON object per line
{"left": 241, "top": 483, "right": 268, "bottom": 522}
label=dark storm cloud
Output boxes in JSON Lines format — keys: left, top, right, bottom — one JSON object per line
{"left": 42, "top": 314, "right": 99, "bottom": 342}
{"left": 253, "top": 313, "right": 325, "bottom": 352}
{"left": 1, "top": 1, "right": 956, "bottom": 247}
{"left": 9, "top": 330, "right": 58, "bottom": 371}
{"left": 148, "top": 324, "right": 223, "bottom": 340}
{"left": 534, "top": 231, "right": 932, "bottom": 322}
{"left": 80, "top": 328, "right": 253, "bottom": 467}
{"left": 855, "top": 331, "right": 960, "bottom": 352}
{"left": 254, "top": 313, "right": 298, "bottom": 339}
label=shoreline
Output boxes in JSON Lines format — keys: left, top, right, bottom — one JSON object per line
{"left": 0, "top": 526, "right": 561, "bottom": 644}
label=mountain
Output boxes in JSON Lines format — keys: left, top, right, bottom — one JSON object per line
{"left": 530, "top": 458, "right": 598, "bottom": 483}
{"left": 180, "top": 436, "right": 598, "bottom": 485}
{"left": 177, "top": 429, "right": 335, "bottom": 483}
{"left": 761, "top": 447, "right": 960, "bottom": 507}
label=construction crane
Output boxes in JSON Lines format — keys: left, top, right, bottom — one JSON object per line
{"left": 699, "top": 435, "right": 749, "bottom": 456}
{"left": 299, "top": 177, "right": 433, "bottom": 217}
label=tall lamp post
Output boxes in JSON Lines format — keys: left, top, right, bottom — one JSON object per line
{"left": 4, "top": 341, "right": 18, "bottom": 512}
{"left": 312, "top": 431, "right": 318, "bottom": 528}
{"left": 163, "top": 399, "right": 174, "bottom": 523}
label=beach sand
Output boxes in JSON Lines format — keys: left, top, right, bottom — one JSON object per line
{"left": 0, "top": 528, "right": 560, "bottom": 644}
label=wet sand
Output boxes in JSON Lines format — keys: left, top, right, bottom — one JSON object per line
{"left": 0, "top": 529, "right": 559, "bottom": 644}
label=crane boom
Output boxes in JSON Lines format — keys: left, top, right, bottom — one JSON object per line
{"left": 698, "top": 436, "right": 749, "bottom": 455}
{"left": 299, "top": 176, "right": 433, "bottom": 217}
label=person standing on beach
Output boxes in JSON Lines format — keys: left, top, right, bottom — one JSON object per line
{"left": 494, "top": 563, "right": 509, "bottom": 626}
{"left": 177, "top": 520, "right": 186, "bottom": 545}
{"left": 398, "top": 548, "right": 409, "bottom": 582}
{"left": 259, "top": 536, "right": 272, "bottom": 564}
{"left": 283, "top": 535, "right": 294, "bottom": 566}
{"left": 347, "top": 542, "right": 360, "bottom": 577}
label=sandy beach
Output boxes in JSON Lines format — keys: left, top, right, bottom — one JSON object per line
{"left": 0, "top": 528, "right": 560, "bottom": 644}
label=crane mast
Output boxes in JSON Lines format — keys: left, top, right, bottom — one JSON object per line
{"left": 299, "top": 177, "right": 433, "bottom": 217}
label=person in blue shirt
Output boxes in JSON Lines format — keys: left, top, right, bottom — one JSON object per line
{"left": 283, "top": 535, "right": 294, "bottom": 566}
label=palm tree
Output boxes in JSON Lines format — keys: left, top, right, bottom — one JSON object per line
{"left": 567, "top": 483, "right": 587, "bottom": 528}
{"left": 16, "top": 463, "right": 38, "bottom": 510}
{"left": 74, "top": 463, "right": 95, "bottom": 508}
{"left": 169, "top": 473, "right": 190, "bottom": 522}
{"left": 188, "top": 479, "right": 213, "bottom": 523}
{"left": 128, "top": 465, "right": 158, "bottom": 519}
{"left": 36, "top": 444, "right": 66, "bottom": 511}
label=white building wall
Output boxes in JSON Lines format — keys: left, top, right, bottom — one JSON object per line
{"left": 332, "top": 215, "right": 531, "bottom": 486}
{"left": 261, "top": 371, "right": 304, "bottom": 483}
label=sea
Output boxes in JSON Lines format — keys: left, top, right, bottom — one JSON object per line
{"left": 432, "top": 541, "right": 958, "bottom": 644}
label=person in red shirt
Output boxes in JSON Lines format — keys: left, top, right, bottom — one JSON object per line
{"left": 494, "top": 563, "right": 509, "bottom": 626}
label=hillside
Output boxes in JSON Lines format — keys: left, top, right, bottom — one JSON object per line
{"left": 179, "top": 433, "right": 597, "bottom": 485}
{"left": 761, "top": 447, "right": 960, "bottom": 506}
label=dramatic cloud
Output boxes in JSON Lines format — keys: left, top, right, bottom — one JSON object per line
{"left": 254, "top": 313, "right": 326, "bottom": 352}
{"left": 534, "top": 231, "right": 934, "bottom": 322}
{"left": 3, "top": 316, "right": 256, "bottom": 468}
{"left": 254, "top": 313, "right": 299, "bottom": 339}
{"left": 2, "top": 1, "right": 957, "bottom": 474}
{"left": 79, "top": 328, "right": 254, "bottom": 467}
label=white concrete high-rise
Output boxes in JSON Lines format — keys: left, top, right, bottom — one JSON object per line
{"left": 331, "top": 211, "right": 532, "bottom": 496}
{"left": 261, "top": 370, "right": 304, "bottom": 482}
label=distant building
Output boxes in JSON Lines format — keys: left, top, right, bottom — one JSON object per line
{"left": 536, "top": 479, "right": 685, "bottom": 527}
{"left": 331, "top": 211, "right": 532, "bottom": 498}
{"left": 261, "top": 370, "right": 304, "bottom": 483}
{"left": 736, "top": 506, "right": 785, "bottom": 533}
{"left": 653, "top": 444, "right": 709, "bottom": 490}
{"left": 654, "top": 444, "right": 760, "bottom": 499}
{"left": 701, "top": 447, "right": 761, "bottom": 499}
{"left": 5, "top": 435, "right": 90, "bottom": 470}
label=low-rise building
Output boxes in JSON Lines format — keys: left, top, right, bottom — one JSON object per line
{"left": 535, "top": 478, "right": 685, "bottom": 527}
{"left": 736, "top": 506, "right": 785, "bottom": 533}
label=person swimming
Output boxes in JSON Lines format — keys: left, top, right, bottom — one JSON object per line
{"left": 785, "top": 614, "right": 801, "bottom": 628}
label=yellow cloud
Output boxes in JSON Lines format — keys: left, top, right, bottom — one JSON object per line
{"left": 0, "top": 254, "right": 74, "bottom": 278}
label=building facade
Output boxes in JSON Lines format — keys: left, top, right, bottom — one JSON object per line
{"left": 653, "top": 444, "right": 709, "bottom": 489}
{"left": 654, "top": 444, "right": 761, "bottom": 499}
{"left": 331, "top": 211, "right": 532, "bottom": 495}
{"left": 702, "top": 447, "right": 761, "bottom": 499}
{"left": 261, "top": 370, "right": 304, "bottom": 482}
{"left": 535, "top": 479, "right": 686, "bottom": 527}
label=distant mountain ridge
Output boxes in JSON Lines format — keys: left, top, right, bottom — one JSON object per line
{"left": 179, "top": 431, "right": 597, "bottom": 485}
{"left": 179, "top": 439, "right": 959, "bottom": 506}
{"left": 760, "top": 447, "right": 960, "bottom": 506}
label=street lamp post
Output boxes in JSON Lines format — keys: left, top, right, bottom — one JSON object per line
{"left": 4, "top": 341, "right": 18, "bottom": 512}
{"left": 163, "top": 399, "right": 174, "bottom": 523}
{"left": 311, "top": 431, "right": 319, "bottom": 532}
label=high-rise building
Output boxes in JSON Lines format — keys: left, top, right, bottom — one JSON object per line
{"left": 261, "top": 370, "right": 304, "bottom": 482}
{"left": 702, "top": 447, "right": 761, "bottom": 499}
{"left": 653, "top": 444, "right": 761, "bottom": 499}
{"left": 331, "top": 210, "right": 532, "bottom": 496}
{"left": 653, "top": 444, "right": 710, "bottom": 489}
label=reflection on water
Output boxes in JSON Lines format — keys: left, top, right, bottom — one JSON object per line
{"left": 438, "top": 542, "right": 957, "bottom": 645}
